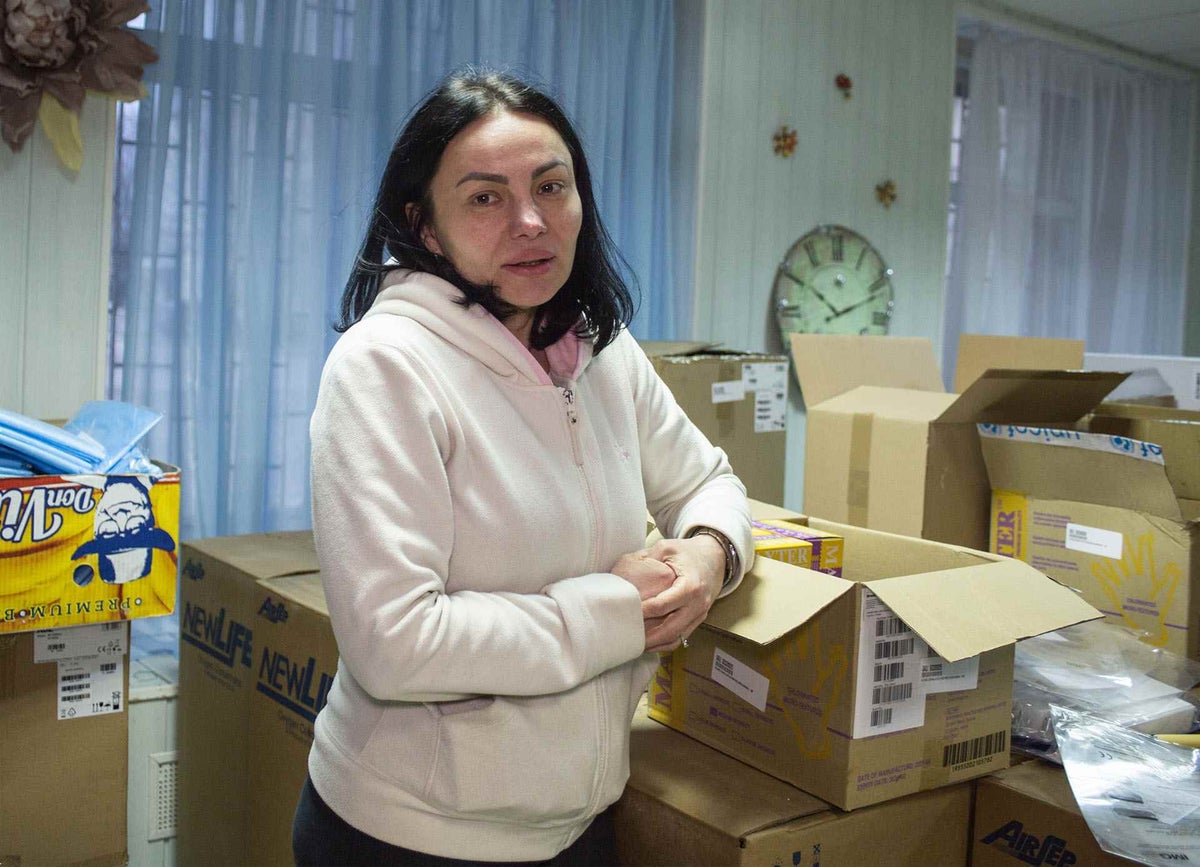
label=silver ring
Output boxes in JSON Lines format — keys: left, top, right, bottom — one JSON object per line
{"left": 680, "top": 636, "right": 690, "bottom": 649}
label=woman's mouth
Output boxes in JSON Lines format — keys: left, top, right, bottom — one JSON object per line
{"left": 503, "top": 257, "right": 554, "bottom": 274}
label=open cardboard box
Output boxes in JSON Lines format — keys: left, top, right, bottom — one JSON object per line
{"left": 616, "top": 697, "right": 974, "bottom": 867}
{"left": 646, "top": 499, "right": 1101, "bottom": 810}
{"left": 1086, "top": 401, "right": 1200, "bottom": 511}
{"left": 789, "top": 333, "right": 1120, "bottom": 550}
{"left": 981, "top": 424, "right": 1200, "bottom": 659}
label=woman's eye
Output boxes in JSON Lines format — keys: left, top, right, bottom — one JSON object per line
{"left": 539, "top": 181, "right": 565, "bottom": 195}
{"left": 472, "top": 192, "right": 496, "bottom": 205}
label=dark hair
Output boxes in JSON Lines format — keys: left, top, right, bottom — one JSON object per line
{"left": 337, "top": 68, "right": 636, "bottom": 353}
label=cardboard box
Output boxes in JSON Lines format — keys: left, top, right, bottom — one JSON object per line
{"left": 1086, "top": 402, "right": 1200, "bottom": 510}
{"left": 0, "top": 463, "right": 181, "bottom": 633}
{"left": 953, "top": 333, "right": 1085, "bottom": 394}
{"left": 647, "top": 502, "right": 1100, "bottom": 810}
{"left": 1086, "top": 351, "right": 1200, "bottom": 410}
{"left": 176, "top": 531, "right": 318, "bottom": 867}
{"left": 753, "top": 519, "right": 844, "bottom": 575}
{"left": 972, "top": 761, "right": 1125, "bottom": 867}
{"left": 641, "top": 342, "right": 788, "bottom": 505}
{"left": 247, "top": 570, "right": 339, "bottom": 867}
{"left": 981, "top": 425, "right": 1200, "bottom": 658}
{"left": 616, "top": 699, "right": 972, "bottom": 867}
{"left": 0, "top": 626, "right": 130, "bottom": 866}
{"left": 789, "top": 333, "right": 1121, "bottom": 550}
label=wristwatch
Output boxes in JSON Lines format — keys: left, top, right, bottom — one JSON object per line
{"left": 686, "top": 526, "right": 740, "bottom": 589}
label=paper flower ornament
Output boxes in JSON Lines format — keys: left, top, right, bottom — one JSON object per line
{"left": 0, "top": 0, "right": 158, "bottom": 170}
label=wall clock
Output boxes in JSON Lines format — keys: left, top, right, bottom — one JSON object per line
{"left": 772, "top": 224, "right": 894, "bottom": 345}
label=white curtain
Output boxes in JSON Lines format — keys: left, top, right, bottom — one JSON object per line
{"left": 943, "top": 22, "right": 1195, "bottom": 374}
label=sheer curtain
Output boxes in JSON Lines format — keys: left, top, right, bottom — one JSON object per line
{"left": 943, "top": 22, "right": 1195, "bottom": 375}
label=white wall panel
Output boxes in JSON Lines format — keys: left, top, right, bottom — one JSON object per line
{"left": 689, "top": 0, "right": 958, "bottom": 509}
{"left": 0, "top": 98, "right": 114, "bottom": 418}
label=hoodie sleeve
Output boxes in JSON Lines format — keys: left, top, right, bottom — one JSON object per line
{"left": 310, "top": 337, "right": 646, "bottom": 703}
{"left": 625, "top": 336, "right": 754, "bottom": 595}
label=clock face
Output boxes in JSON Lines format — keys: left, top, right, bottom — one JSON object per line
{"left": 772, "top": 225, "right": 894, "bottom": 342}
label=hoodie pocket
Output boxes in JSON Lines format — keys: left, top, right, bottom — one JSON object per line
{"left": 424, "top": 683, "right": 603, "bottom": 825}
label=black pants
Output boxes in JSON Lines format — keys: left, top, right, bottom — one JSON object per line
{"left": 293, "top": 776, "right": 621, "bottom": 867}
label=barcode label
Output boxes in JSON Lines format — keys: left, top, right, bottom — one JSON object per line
{"left": 872, "top": 682, "right": 914, "bottom": 704}
{"left": 942, "top": 730, "right": 1007, "bottom": 767}
{"left": 853, "top": 590, "right": 927, "bottom": 737}
{"left": 56, "top": 655, "right": 123, "bottom": 720}
{"left": 875, "top": 637, "right": 916, "bottom": 659}
{"left": 711, "top": 647, "right": 769, "bottom": 711}
{"left": 923, "top": 652, "right": 980, "bottom": 694}
{"left": 35, "top": 622, "right": 128, "bottom": 662}
{"left": 874, "top": 662, "right": 905, "bottom": 682}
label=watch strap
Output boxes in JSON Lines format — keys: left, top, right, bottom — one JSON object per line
{"left": 686, "top": 526, "right": 740, "bottom": 589}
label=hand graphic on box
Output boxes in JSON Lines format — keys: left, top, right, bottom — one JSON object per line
{"left": 764, "top": 620, "right": 847, "bottom": 759}
{"left": 1090, "top": 531, "right": 1181, "bottom": 647}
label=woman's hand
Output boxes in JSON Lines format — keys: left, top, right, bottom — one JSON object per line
{"left": 640, "top": 535, "right": 726, "bottom": 653}
{"left": 611, "top": 549, "right": 678, "bottom": 602}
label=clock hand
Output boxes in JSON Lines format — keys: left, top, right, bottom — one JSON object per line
{"left": 825, "top": 290, "right": 886, "bottom": 323}
{"left": 780, "top": 266, "right": 839, "bottom": 316}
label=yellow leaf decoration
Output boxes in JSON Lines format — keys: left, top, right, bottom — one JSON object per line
{"left": 39, "top": 94, "right": 84, "bottom": 172}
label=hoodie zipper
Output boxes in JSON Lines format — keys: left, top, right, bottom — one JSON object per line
{"left": 559, "top": 384, "right": 611, "bottom": 818}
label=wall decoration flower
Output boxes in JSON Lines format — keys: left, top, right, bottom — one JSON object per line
{"left": 875, "top": 179, "right": 897, "bottom": 208}
{"left": 0, "top": 0, "right": 158, "bottom": 171}
{"left": 835, "top": 73, "right": 852, "bottom": 99}
{"left": 772, "top": 125, "right": 797, "bottom": 158}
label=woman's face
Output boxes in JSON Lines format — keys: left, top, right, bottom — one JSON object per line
{"left": 419, "top": 110, "right": 583, "bottom": 331}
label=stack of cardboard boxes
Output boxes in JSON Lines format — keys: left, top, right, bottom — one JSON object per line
{"left": 0, "top": 463, "right": 180, "bottom": 866}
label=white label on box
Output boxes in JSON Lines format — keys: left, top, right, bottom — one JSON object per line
{"left": 853, "top": 590, "right": 927, "bottom": 738}
{"left": 711, "top": 646, "right": 769, "bottom": 711}
{"left": 35, "top": 622, "right": 128, "bottom": 662}
{"left": 1065, "top": 523, "right": 1123, "bottom": 559}
{"left": 56, "top": 654, "right": 124, "bottom": 720}
{"left": 754, "top": 390, "right": 787, "bottom": 433}
{"left": 742, "top": 362, "right": 788, "bottom": 393}
{"left": 711, "top": 380, "right": 745, "bottom": 404}
{"left": 922, "top": 649, "right": 979, "bottom": 694}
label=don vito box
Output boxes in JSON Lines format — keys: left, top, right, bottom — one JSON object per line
{"left": 647, "top": 503, "right": 1100, "bottom": 810}
{"left": 0, "top": 463, "right": 181, "bottom": 634}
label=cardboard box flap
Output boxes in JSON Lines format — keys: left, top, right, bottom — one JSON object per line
{"left": 186, "top": 531, "right": 318, "bottom": 580}
{"left": 258, "top": 571, "right": 328, "bottom": 616}
{"left": 953, "top": 334, "right": 1085, "bottom": 393}
{"left": 1088, "top": 405, "right": 1200, "bottom": 500}
{"left": 820, "top": 385, "right": 960, "bottom": 422}
{"left": 979, "top": 427, "right": 1184, "bottom": 521}
{"left": 638, "top": 340, "right": 721, "bottom": 359}
{"left": 789, "top": 334, "right": 944, "bottom": 407}
{"left": 937, "top": 369, "right": 1127, "bottom": 424}
{"left": 868, "top": 558, "right": 1102, "bottom": 662}
{"left": 705, "top": 556, "right": 851, "bottom": 645}
{"left": 628, "top": 699, "right": 829, "bottom": 836}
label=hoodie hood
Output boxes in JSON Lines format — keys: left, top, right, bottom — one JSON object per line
{"left": 365, "top": 270, "right": 591, "bottom": 386}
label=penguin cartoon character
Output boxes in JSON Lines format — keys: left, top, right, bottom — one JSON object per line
{"left": 72, "top": 477, "right": 176, "bottom": 584}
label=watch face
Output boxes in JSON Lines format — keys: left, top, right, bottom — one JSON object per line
{"left": 773, "top": 225, "right": 894, "bottom": 342}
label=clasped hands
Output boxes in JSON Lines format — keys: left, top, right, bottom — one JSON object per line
{"left": 612, "top": 536, "right": 727, "bottom": 654}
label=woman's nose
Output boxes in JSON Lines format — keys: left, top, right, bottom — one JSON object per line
{"left": 511, "top": 199, "right": 547, "bottom": 237}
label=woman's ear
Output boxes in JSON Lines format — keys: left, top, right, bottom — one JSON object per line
{"left": 406, "top": 203, "right": 442, "bottom": 255}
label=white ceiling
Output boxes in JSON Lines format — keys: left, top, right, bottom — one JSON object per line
{"left": 988, "top": 0, "right": 1200, "bottom": 70}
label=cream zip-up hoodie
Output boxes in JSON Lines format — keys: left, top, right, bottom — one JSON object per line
{"left": 308, "top": 270, "right": 752, "bottom": 861}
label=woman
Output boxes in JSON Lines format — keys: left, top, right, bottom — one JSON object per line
{"left": 295, "top": 69, "right": 753, "bottom": 866}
